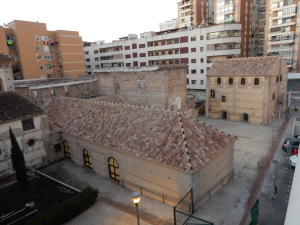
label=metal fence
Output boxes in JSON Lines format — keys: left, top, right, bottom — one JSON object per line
{"left": 173, "top": 189, "right": 213, "bottom": 225}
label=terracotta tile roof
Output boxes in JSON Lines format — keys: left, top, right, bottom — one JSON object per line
{"left": 45, "top": 97, "right": 236, "bottom": 173}
{"left": 206, "top": 56, "right": 281, "bottom": 76}
{"left": 0, "top": 52, "right": 14, "bottom": 61}
{"left": 49, "top": 122, "right": 62, "bottom": 133}
{"left": 91, "top": 94, "right": 126, "bottom": 104}
{"left": 0, "top": 92, "right": 46, "bottom": 124}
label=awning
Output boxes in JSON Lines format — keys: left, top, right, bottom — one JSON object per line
{"left": 283, "top": 16, "right": 293, "bottom": 19}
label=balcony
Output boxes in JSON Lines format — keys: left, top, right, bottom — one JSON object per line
{"left": 270, "top": 3, "right": 296, "bottom": 11}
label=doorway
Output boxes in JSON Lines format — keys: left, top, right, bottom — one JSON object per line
{"left": 222, "top": 111, "right": 227, "bottom": 119}
{"left": 243, "top": 113, "right": 249, "bottom": 122}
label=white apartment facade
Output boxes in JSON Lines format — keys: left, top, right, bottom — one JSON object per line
{"left": 266, "top": 0, "right": 300, "bottom": 73}
{"left": 84, "top": 23, "right": 241, "bottom": 97}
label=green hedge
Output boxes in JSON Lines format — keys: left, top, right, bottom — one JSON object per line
{"left": 26, "top": 185, "right": 99, "bottom": 225}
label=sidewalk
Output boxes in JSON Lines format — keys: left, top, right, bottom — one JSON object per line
{"left": 248, "top": 111, "right": 299, "bottom": 225}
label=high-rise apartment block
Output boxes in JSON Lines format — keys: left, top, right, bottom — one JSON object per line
{"left": 265, "top": 0, "right": 300, "bottom": 72}
{"left": 215, "top": 0, "right": 260, "bottom": 57}
{"left": 178, "top": 0, "right": 214, "bottom": 28}
{"left": 0, "top": 20, "right": 86, "bottom": 80}
{"left": 84, "top": 23, "right": 241, "bottom": 96}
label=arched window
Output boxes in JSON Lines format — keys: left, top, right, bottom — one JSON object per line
{"left": 229, "top": 78, "right": 233, "bottom": 85}
{"left": 217, "top": 78, "right": 221, "bottom": 84}
{"left": 211, "top": 90, "right": 215, "bottom": 98}
{"left": 108, "top": 157, "right": 120, "bottom": 182}
{"left": 254, "top": 78, "right": 259, "bottom": 85}
{"left": 83, "top": 149, "right": 92, "bottom": 169}
{"left": 241, "top": 78, "right": 246, "bottom": 85}
{"left": 222, "top": 96, "right": 226, "bottom": 102}
{"left": 63, "top": 141, "right": 71, "bottom": 159}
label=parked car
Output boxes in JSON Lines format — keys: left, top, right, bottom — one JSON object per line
{"left": 282, "top": 138, "right": 300, "bottom": 152}
{"left": 289, "top": 155, "right": 298, "bottom": 167}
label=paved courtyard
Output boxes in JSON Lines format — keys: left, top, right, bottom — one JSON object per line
{"left": 38, "top": 114, "right": 287, "bottom": 225}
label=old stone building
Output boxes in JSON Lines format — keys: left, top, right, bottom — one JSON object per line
{"left": 45, "top": 96, "right": 236, "bottom": 208}
{"left": 205, "top": 56, "right": 288, "bottom": 125}
{"left": 14, "top": 77, "right": 99, "bottom": 106}
{"left": 95, "top": 65, "right": 188, "bottom": 110}
{"left": 0, "top": 53, "right": 15, "bottom": 92}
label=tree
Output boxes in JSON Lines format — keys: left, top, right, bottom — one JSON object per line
{"left": 9, "top": 127, "right": 29, "bottom": 191}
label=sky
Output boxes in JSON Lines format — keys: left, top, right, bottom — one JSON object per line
{"left": 1, "top": 0, "right": 179, "bottom": 43}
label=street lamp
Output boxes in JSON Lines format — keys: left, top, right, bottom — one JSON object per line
{"left": 131, "top": 192, "right": 141, "bottom": 225}
{"left": 270, "top": 112, "right": 275, "bottom": 156}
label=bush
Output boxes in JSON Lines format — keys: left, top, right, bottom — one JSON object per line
{"left": 26, "top": 186, "right": 99, "bottom": 225}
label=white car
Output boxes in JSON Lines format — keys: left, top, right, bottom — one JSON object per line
{"left": 289, "top": 155, "right": 298, "bottom": 167}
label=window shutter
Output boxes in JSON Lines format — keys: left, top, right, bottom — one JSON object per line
{"left": 132, "top": 44, "right": 137, "bottom": 49}
{"left": 187, "top": 79, "right": 189, "bottom": 84}
{"left": 180, "top": 36, "right": 188, "bottom": 43}
{"left": 139, "top": 44, "right": 145, "bottom": 48}
{"left": 133, "top": 52, "right": 138, "bottom": 58}
{"left": 161, "top": 41, "right": 165, "bottom": 45}
{"left": 125, "top": 46, "right": 130, "bottom": 50}
{"left": 133, "top": 61, "right": 138, "bottom": 66}
{"left": 140, "top": 62, "right": 146, "bottom": 66}
{"left": 180, "top": 47, "right": 189, "bottom": 54}
{"left": 180, "top": 58, "right": 189, "bottom": 64}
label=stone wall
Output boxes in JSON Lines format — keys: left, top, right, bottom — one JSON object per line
{"left": 14, "top": 78, "right": 100, "bottom": 105}
{"left": 95, "top": 66, "right": 188, "bottom": 111}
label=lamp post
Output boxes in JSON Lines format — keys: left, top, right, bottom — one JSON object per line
{"left": 270, "top": 112, "right": 275, "bottom": 156}
{"left": 131, "top": 192, "right": 141, "bottom": 225}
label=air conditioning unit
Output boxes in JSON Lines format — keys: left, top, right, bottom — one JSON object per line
{"left": 58, "top": 59, "right": 61, "bottom": 62}
{"left": 48, "top": 59, "right": 51, "bottom": 62}
{"left": 58, "top": 68, "right": 61, "bottom": 71}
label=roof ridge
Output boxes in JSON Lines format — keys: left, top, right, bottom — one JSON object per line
{"left": 177, "top": 112, "right": 193, "bottom": 174}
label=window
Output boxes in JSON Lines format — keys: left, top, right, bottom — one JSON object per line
{"left": 187, "top": 78, "right": 189, "bottom": 84}
{"left": 155, "top": 42, "right": 158, "bottom": 46}
{"left": 191, "top": 48, "right": 196, "bottom": 52}
{"left": 85, "top": 51, "right": 89, "bottom": 55}
{"left": 280, "top": 75, "right": 282, "bottom": 81}
{"left": 126, "top": 63, "right": 131, "bottom": 67}
{"left": 54, "top": 143, "right": 62, "bottom": 152}
{"left": 201, "top": 80, "right": 204, "bottom": 84}
{"left": 108, "top": 157, "right": 120, "bottom": 182}
{"left": 273, "top": 93, "right": 275, "bottom": 100}
{"left": 191, "top": 59, "right": 196, "bottom": 63}
{"left": 86, "top": 58, "right": 90, "bottom": 62}
{"left": 43, "top": 45, "right": 49, "bottom": 53}
{"left": 229, "top": 78, "right": 233, "bottom": 85}
{"left": 140, "top": 53, "right": 146, "bottom": 57}
{"left": 133, "top": 52, "right": 138, "bottom": 58}
{"left": 64, "top": 86, "right": 68, "bottom": 93}
{"left": 200, "top": 35, "right": 204, "bottom": 40}
{"left": 191, "top": 36, "right": 196, "bottom": 41}
{"left": 22, "top": 118, "right": 35, "bottom": 131}
{"left": 276, "top": 76, "right": 279, "bottom": 83}
{"left": 83, "top": 149, "right": 92, "bottom": 169}
{"left": 217, "top": 78, "right": 221, "bottom": 84}
{"left": 132, "top": 44, "right": 137, "bottom": 49}
{"left": 180, "top": 47, "right": 189, "bottom": 54}
{"left": 94, "top": 50, "right": 98, "bottom": 54}
{"left": 125, "top": 46, "right": 130, "bottom": 50}
{"left": 254, "top": 78, "right": 259, "bottom": 85}
{"left": 46, "top": 64, "right": 52, "bottom": 69}
{"left": 211, "top": 90, "right": 215, "bottom": 98}
{"left": 40, "top": 65, "right": 43, "bottom": 70}
{"left": 201, "top": 58, "right": 204, "bottom": 63}
{"left": 222, "top": 96, "right": 226, "bottom": 102}
{"left": 63, "top": 140, "right": 71, "bottom": 158}
{"left": 241, "top": 78, "right": 246, "bottom": 85}
{"left": 95, "top": 57, "right": 99, "bottom": 61}
{"left": 140, "top": 62, "right": 147, "bottom": 66}
{"left": 200, "top": 47, "right": 204, "bottom": 51}
{"left": 139, "top": 44, "right": 145, "bottom": 48}
{"left": 192, "top": 80, "right": 196, "bottom": 84}
{"left": 36, "top": 46, "right": 40, "bottom": 50}
{"left": 133, "top": 61, "right": 138, "bottom": 66}
{"left": 87, "top": 65, "right": 91, "bottom": 69}
{"left": 191, "top": 69, "right": 196, "bottom": 74}
{"left": 125, "top": 54, "right": 131, "bottom": 58}
{"left": 41, "top": 35, "right": 48, "bottom": 41}
{"left": 201, "top": 69, "right": 204, "bottom": 73}
{"left": 95, "top": 65, "right": 100, "bottom": 68}
{"left": 180, "top": 58, "right": 189, "bottom": 64}
{"left": 44, "top": 55, "right": 51, "bottom": 60}
{"left": 87, "top": 72, "right": 92, "bottom": 75}
{"left": 180, "top": 36, "right": 188, "bottom": 43}
{"left": 35, "top": 36, "right": 40, "bottom": 43}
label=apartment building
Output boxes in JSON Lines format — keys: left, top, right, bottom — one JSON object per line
{"left": 265, "top": 0, "right": 300, "bottom": 72}
{"left": 0, "top": 20, "right": 86, "bottom": 80}
{"left": 84, "top": 23, "right": 241, "bottom": 96}
{"left": 177, "top": 0, "right": 214, "bottom": 28}
{"left": 215, "top": 0, "right": 260, "bottom": 57}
